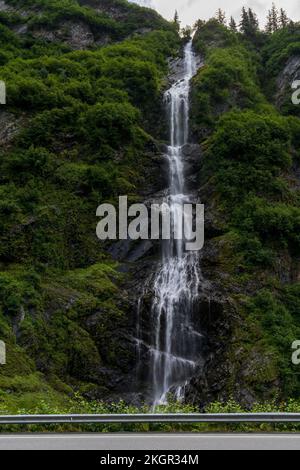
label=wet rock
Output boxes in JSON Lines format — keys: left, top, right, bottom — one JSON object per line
{"left": 167, "top": 57, "right": 185, "bottom": 84}
{"left": 167, "top": 54, "right": 203, "bottom": 87}
{"left": 127, "top": 241, "right": 154, "bottom": 262}
{"left": 108, "top": 239, "right": 155, "bottom": 263}
{"left": 199, "top": 182, "right": 226, "bottom": 240}
{"left": 181, "top": 144, "right": 202, "bottom": 187}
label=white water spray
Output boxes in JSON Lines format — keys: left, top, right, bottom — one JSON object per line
{"left": 149, "top": 41, "right": 202, "bottom": 405}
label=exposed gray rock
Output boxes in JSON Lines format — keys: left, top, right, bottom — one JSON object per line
{"left": 0, "top": 0, "right": 35, "bottom": 17}
{"left": 0, "top": 0, "right": 10, "bottom": 12}
{"left": 0, "top": 112, "right": 23, "bottom": 146}
{"left": 32, "top": 21, "right": 95, "bottom": 49}
{"left": 167, "top": 53, "right": 203, "bottom": 87}
{"left": 12, "top": 24, "right": 28, "bottom": 35}
{"left": 108, "top": 239, "right": 155, "bottom": 263}
{"left": 66, "top": 21, "right": 95, "bottom": 49}
{"left": 167, "top": 56, "right": 185, "bottom": 84}
{"left": 181, "top": 143, "right": 202, "bottom": 186}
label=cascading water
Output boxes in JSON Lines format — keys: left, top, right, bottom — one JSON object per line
{"left": 149, "top": 40, "right": 203, "bottom": 405}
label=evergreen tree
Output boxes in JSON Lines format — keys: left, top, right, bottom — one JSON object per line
{"left": 270, "top": 3, "right": 279, "bottom": 32}
{"left": 279, "top": 8, "right": 289, "bottom": 28}
{"left": 181, "top": 26, "right": 192, "bottom": 41}
{"left": 239, "top": 7, "right": 250, "bottom": 35}
{"left": 193, "top": 19, "right": 205, "bottom": 31}
{"left": 216, "top": 8, "right": 226, "bottom": 25}
{"left": 266, "top": 10, "right": 273, "bottom": 33}
{"left": 174, "top": 9, "right": 179, "bottom": 24}
{"left": 248, "top": 8, "right": 259, "bottom": 32}
{"left": 240, "top": 7, "right": 259, "bottom": 37}
{"left": 229, "top": 16, "right": 237, "bottom": 32}
{"left": 173, "top": 9, "right": 180, "bottom": 31}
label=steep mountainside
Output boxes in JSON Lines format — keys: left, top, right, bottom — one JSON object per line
{"left": 0, "top": 0, "right": 179, "bottom": 410}
{"left": 0, "top": 3, "right": 300, "bottom": 415}
{"left": 186, "top": 20, "right": 300, "bottom": 406}
{"left": 0, "top": 0, "right": 171, "bottom": 49}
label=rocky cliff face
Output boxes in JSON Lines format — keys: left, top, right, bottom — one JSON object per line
{"left": 105, "top": 52, "right": 206, "bottom": 404}
{"left": 1, "top": 7, "right": 300, "bottom": 411}
{"left": 0, "top": 0, "right": 180, "bottom": 408}
{"left": 0, "top": 0, "right": 172, "bottom": 49}
{"left": 180, "top": 21, "right": 300, "bottom": 408}
{"left": 0, "top": 111, "right": 24, "bottom": 147}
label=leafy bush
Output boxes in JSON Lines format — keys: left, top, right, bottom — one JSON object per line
{"left": 192, "top": 19, "right": 300, "bottom": 402}
{"left": 263, "top": 24, "right": 300, "bottom": 77}
{"left": 78, "top": 101, "right": 139, "bottom": 150}
{"left": 204, "top": 110, "right": 292, "bottom": 203}
{"left": 191, "top": 33, "right": 264, "bottom": 134}
{"left": 245, "top": 290, "right": 300, "bottom": 396}
{"left": 193, "top": 19, "right": 238, "bottom": 56}
{"left": 0, "top": 5, "right": 180, "bottom": 406}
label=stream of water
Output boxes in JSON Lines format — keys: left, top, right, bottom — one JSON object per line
{"left": 149, "top": 41, "right": 202, "bottom": 405}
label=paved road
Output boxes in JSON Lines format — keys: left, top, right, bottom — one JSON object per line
{"left": 0, "top": 433, "right": 300, "bottom": 450}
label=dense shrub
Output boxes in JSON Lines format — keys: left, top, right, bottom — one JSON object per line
{"left": 0, "top": 3, "right": 180, "bottom": 407}
{"left": 192, "top": 19, "right": 300, "bottom": 399}
{"left": 246, "top": 290, "right": 300, "bottom": 396}
{"left": 263, "top": 25, "right": 300, "bottom": 77}
{"left": 204, "top": 110, "right": 292, "bottom": 203}
{"left": 191, "top": 24, "right": 264, "bottom": 134}
{"left": 79, "top": 102, "right": 139, "bottom": 150}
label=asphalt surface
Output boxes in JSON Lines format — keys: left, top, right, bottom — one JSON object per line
{"left": 0, "top": 433, "right": 300, "bottom": 450}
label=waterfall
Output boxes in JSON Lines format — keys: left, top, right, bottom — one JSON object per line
{"left": 149, "top": 40, "right": 203, "bottom": 405}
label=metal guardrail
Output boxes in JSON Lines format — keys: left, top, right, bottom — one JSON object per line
{"left": 0, "top": 413, "right": 300, "bottom": 425}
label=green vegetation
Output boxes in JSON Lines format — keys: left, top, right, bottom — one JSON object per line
{"left": 192, "top": 19, "right": 300, "bottom": 399}
{"left": 2, "top": 0, "right": 174, "bottom": 45}
{"left": 0, "top": 0, "right": 300, "bottom": 415}
{"left": 3, "top": 396, "right": 300, "bottom": 432}
{"left": 0, "top": 0, "right": 179, "bottom": 410}
{"left": 262, "top": 25, "right": 300, "bottom": 116}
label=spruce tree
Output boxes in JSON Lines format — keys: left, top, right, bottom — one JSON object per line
{"left": 194, "top": 19, "right": 205, "bottom": 31}
{"left": 229, "top": 16, "right": 237, "bottom": 32}
{"left": 239, "top": 7, "right": 250, "bottom": 35}
{"left": 216, "top": 8, "right": 226, "bottom": 25}
{"left": 174, "top": 10, "right": 179, "bottom": 24}
{"left": 279, "top": 8, "right": 289, "bottom": 28}
{"left": 182, "top": 26, "right": 192, "bottom": 41}
{"left": 270, "top": 3, "right": 279, "bottom": 32}
{"left": 266, "top": 4, "right": 280, "bottom": 33}
{"left": 173, "top": 10, "right": 180, "bottom": 32}
{"left": 240, "top": 7, "right": 259, "bottom": 38}
{"left": 248, "top": 8, "right": 259, "bottom": 32}
{"left": 266, "top": 10, "right": 273, "bottom": 34}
